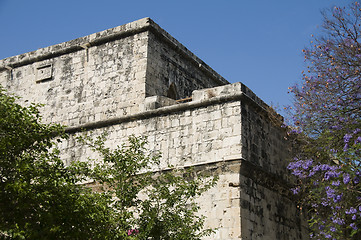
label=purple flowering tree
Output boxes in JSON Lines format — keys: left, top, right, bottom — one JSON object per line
{"left": 287, "top": 2, "right": 361, "bottom": 239}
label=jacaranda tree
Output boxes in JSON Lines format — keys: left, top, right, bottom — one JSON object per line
{"left": 0, "top": 86, "right": 216, "bottom": 240}
{"left": 287, "top": 2, "right": 361, "bottom": 239}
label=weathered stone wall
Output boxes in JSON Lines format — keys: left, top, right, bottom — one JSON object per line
{"left": 0, "top": 18, "right": 228, "bottom": 127}
{"left": 0, "top": 19, "right": 154, "bottom": 126}
{"left": 145, "top": 23, "right": 228, "bottom": 99}
{"left": 241, "top": 89, "right": 290, "bottom": 178}
{"left": 0, "top": 34, "right": 148, "bottom": 127}
{"left": 56, "top": 83, "right": 308, "bottom": 239}
{"left": 239, "top": 161, "right": 309, "bottom": 240}
{"left": 60, "top": 86, "right": 242, "bottom": 167}
{"left": 0, "top": 18, "right": 308, "bottom": 239}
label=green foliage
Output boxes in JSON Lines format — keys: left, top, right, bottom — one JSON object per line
{"left": 0, "top": 86, "right": 216, "bottom": 239}
{"left": 78, "top": 133, "right": 217, "bottom": 239}
{"left": 0, "top": 86, "right": 115, "bottom": 239}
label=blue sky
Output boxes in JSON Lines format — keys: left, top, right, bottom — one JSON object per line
{"left": 0, "top": 0, "right": 353, "bottom": 115}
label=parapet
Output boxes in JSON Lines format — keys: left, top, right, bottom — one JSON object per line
{"left": 0, "top": 17, "right": 228, "bottom": 87}
{"left": 0, "top": 18, "right": 230, "bottom": 127}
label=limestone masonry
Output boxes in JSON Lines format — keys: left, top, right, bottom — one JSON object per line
{"left": 0, "top": 18, "right": 309, "bottom": 239}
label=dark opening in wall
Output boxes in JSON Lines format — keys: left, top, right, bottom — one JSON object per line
{"left": 167, "top": 82, "right": 178, "bottom": 100}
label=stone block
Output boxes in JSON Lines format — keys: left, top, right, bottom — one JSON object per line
{"left": 143, "top": 95, "right": 177, "bottom": 111}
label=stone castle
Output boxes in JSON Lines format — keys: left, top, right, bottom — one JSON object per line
{"left": 0, "top": 18, "right": 308, "bottom": 239}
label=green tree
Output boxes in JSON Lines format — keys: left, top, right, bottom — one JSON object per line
{"left": 0, "top": 86, "right": 115, "bottom": 239}
{"left": 0, "top": 86, "right": 216, "bottom": 239}
{"left": 80, "top": 133, "right": 217, "bottom": 240}
{"left": 287, "top": 2, "right": 361, "bottom": 239}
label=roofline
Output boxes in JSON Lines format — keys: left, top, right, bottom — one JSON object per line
{"left": 0, "top": 17, "right": 229, "bottom": 85}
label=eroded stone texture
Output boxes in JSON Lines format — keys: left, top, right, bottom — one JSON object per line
{"left": 0, "top": 31, "right": 149, "bottom": 126}
{"left": 0, "top": 18, "right": 308, "bottom": 239}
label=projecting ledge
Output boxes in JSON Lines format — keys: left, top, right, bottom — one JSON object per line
{"left": 65, "top": 88, "right": 267, "bottom": 134}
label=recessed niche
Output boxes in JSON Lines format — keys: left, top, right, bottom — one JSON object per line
{"left": 36, "top": 64, "right": 53, "bottom": 82}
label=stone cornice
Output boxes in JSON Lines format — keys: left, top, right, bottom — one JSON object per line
{"left": 65, "top": 88, "right": 276, "bottom": 134}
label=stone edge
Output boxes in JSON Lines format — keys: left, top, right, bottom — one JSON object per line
{"left": 65, "top": 86, "right": 282, "bottom": 134}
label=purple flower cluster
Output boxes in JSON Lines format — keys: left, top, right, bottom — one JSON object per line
{"left": 350, "top": 223, "right": 358, "bottom": 230}
{"left": 288, "top": 156, "right": 361, "bottom": 238}
{"left": 345, "top": 207, "right": 357, "bottom": 215}
{"left": 289, "top": 128, "right": 302, "bottom": 134}
{"left": 332, "top": 217, "right": 345, "bottom": 225}
{"left": 127, "top": 229, "right": 139, "bottom": 236}
{"left": 344, "top": 134, "right": 353, "bottom": 143}
{"left": 343, "top": 173, "right": 351, "bottom": 184}
{"left": 320, "top": 186, "right": 343, "bottom": 205}
{"left": 291, "top": 186, "right": 300, "bottom": 195}
{"left": 331, "top": 180, "right": 340, "bottom": 186}
{"left": 287, "top": 159, "right": 314, "bottom": 179}
{"left": 289, "top": 160, "right": 343, "bottom": 182}
{"left": 342, "top": 131, "right": 361, "bottom": 151}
